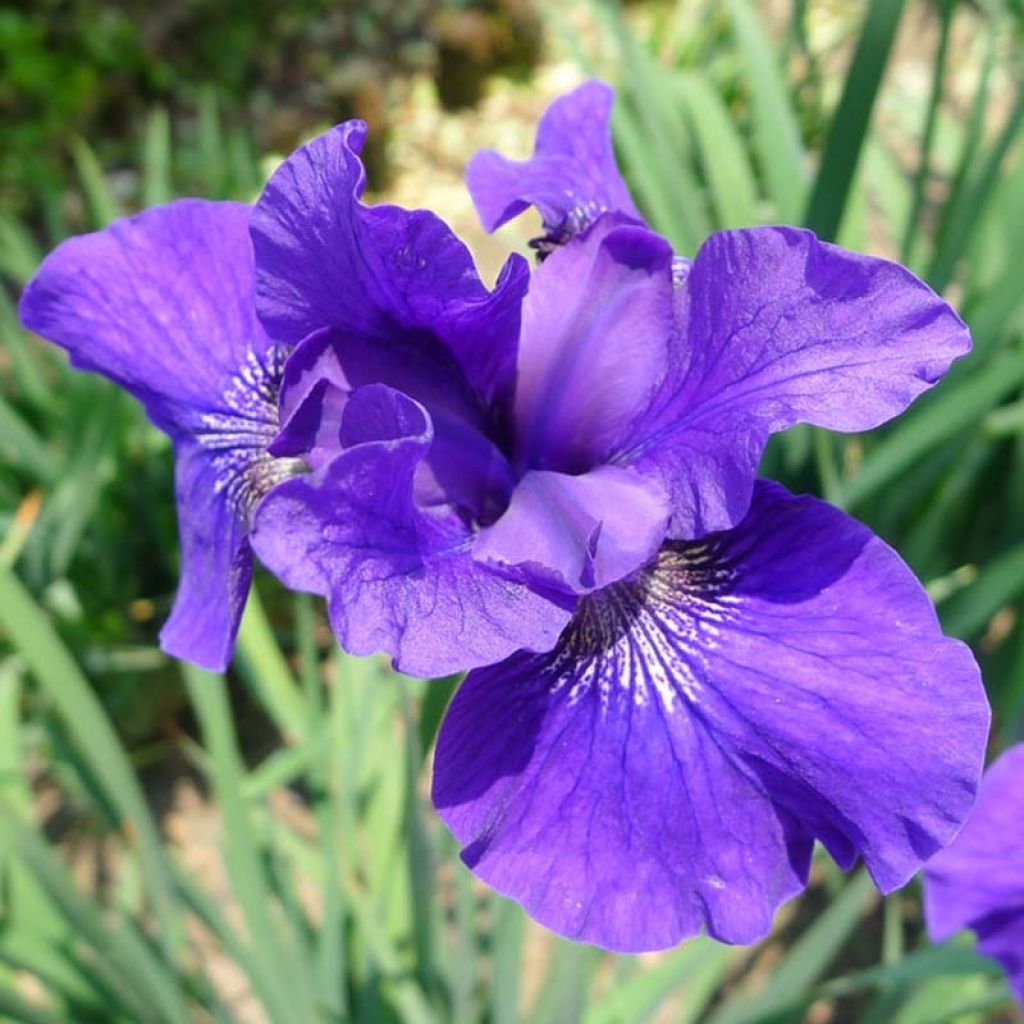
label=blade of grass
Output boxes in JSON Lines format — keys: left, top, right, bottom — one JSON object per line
{"left": 900, "top": 0, "right": 956, "bottom": 266}
{"left": 725, "top": 0, "right": 806, "bottom": 222}
{"left": 0, "top": 801, "right": 191, "bottom": 1023}
{"left": 676, "top": 71, "right": 760, "bottom": 228}
{"left": 938, "top": 541, "right": 1024, "bottom": 640}
{"left": 0, "top": 565, "right": 184, "bottom": 961}
{"left": 803, "top": 0, "right": 908, "bottom": 240}
{"left": 182, "top": 663, "right": 318, "bottom": 1024}
{"left": 706, "top": 870, "right": 877, "bottom": 1024}
{"left": 70, "top": 137, "right": 123, "bottom": 228}
{"left": 840, "top": 352, "right": 1024, "bottom": 509}
{"left": 233, "top": 583, "right": 308, "bottom": 741}
{"left": 141, "top": 107, "right": 174, "bottom": 208}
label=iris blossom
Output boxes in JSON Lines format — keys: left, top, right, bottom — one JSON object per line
{"left": 19, "top": 201, "right": 296, "bottom": 670}
{"left": 20, "top": 82, "right": 991, "bottom": 953}
{"left": 925, "top": 745, "right": 1024, "bottom": 1005}
{"left": 247, "top": 87, "right": 990, "bottom": 950}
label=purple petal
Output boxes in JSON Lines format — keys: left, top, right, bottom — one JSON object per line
{"left": 473, "top": 465, "right": 669, "bottom": 593}
{"left": 251, "top": 122, "right": 526, "bottom": 406}
{"left": 19, "top": 200, "right": 273, "bottom": 436}
{"left": 514, "top": 218, "right": 673, "bottom": 473}
{"left": 160, "top": 442, "right": 253, "bottom": 670}
{"left": 250, "top": 383, "right": 573, "bottom": 677}
{"left": 624, "top": 226, "right": 972, "bottom": 536}
{"left": 270, "top": 326, "right": 515, "bottom": 520}
{"left": 925, "top": 745, "right": 1024, "bottom": 1005}
{"left": 466, "top": 80, "right": 641, "bottom": 243}
{"left": 433, "top": 481, "right": 988, "bottom": 951}
{"left": 19, "top": 200, "right": 291, "bottom": 671}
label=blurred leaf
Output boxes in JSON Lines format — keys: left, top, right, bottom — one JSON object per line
{"left": 70, "top": 137, "right": 123, "bottom": 228}
{"left": 725, "top": 0, "right": 806, "bottom": 222}
{"left": 804, "top": 0, "right": 907, "bottom": 240}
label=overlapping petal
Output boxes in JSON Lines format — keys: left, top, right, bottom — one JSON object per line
{"left": 472, "top": 465, "right": 669, "bottom": 593}
{"left": 250, "top": 384, "right": 573, "bottom": 677}
{"left": 161, "top": 442, "right": 254, "bottom": 669}
{"left": 434, "top": 481, "right": 988, "bottom": 951}
{"left": 621, "top": 226, "right": 972, "bottom": 535}
{"left": 514, "top": 217, "right": 673, "bottom": 473}
{"left": 466, "top": 80, "right": 640, "bottom": 240}
{"left": 925, "top": 745, "right": 1024, "bottom": 1004}
{"left": 251, "top": 121, "right": 528, "bottom": 406}
{"left": 19, "top": 200, "right": 287, "bottom": 671}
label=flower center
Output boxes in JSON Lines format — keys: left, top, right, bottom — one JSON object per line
{"left": 195, "top": 345, "right": 303, "bottom": 518}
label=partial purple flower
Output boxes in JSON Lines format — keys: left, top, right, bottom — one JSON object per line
{"left": 248, "top": 122, "right": 578, "bottom": 677}
{"left": 466, "top": 80, "right": 641, "bottom": 252}
{"left": 244, "top": 106, "right": 989, "bottom": 952}
{"left": 19, "top": 200, "right": 295, "bottom": 671}
{"left": 925, "top": 744, "right": 1024, "bottom": 1005}
{"left": 435, "top": 482, "right": 989, "bottom": 952}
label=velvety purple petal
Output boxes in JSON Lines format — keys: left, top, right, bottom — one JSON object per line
{"left": 466, "top": 80, "right": 641, "bottom": 240}
{"left": 514, "top": 218, "right": 673, "bottom": 473}
{"left": 250, "top": 384, "right": 572, "bottom": 677}
{"left": 19, "top": 200, "right": 272, "bottom": 436}
{"left": 270, "top": 326, "right": 515, "bottom": 519}
{"left": 623, "top": 227, "right": 972, "bottom": 537}
{"left": 925, "top": 745, "right": 1024, "bottom": 1004}
{"left": 433, "top": 481, "right": 988, "bottom": 951}
{"left": 159, "top": 442, "right": 253, "bottom": 671}
{"left": 251, "top": 122, "right": 526, "bottom": 406}
{"left": 473, "top": 465, "right": 669, "bottom": 592}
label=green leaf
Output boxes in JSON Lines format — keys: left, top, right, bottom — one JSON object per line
{"left": 804, "top": 0, "right": 908, "bottom": 240}
{"left": 725, "top": 0, "right": 806, "bottom": 222}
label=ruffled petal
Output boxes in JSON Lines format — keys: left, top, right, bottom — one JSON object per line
{"left": 466, "top": 80, "right": 641, "bottom": 243}
{"left": 434, "top": 481, "right": 989, "bottom": 952}
{"left": 473, "top": 465, "right": 669, "bottom": 593}
{"left": 925, "top": 745, "right": 1024, "bottom": 1004}
{"left": 19, "top": 200, "right": 272, "bottom": 436}
{"left": 514, "top": 218, "right": 673, "bottom": 473}
{"left": 251, "top": 122, "right": 526, "bottom": 406}
{"left": 624, "top": 226, "right": 971, "bottom": 536}
{"left": 250, "top": 384, "right": 573, "bottom": 677}
{"left": 160, "top": 441, "right": 254, "bottom": 670}
{"left": 270, "top": 326, "right": 515, "bottom": 520}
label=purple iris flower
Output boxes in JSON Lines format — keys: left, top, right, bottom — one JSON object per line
{"left": 18, "top": 201, "right": 297, "bottom": 671}
{"left": 248, "top": 95, "right": 990, "bottom": 950}
{"left": 925, "top": 744, "right": 1024, "bottom": 1005}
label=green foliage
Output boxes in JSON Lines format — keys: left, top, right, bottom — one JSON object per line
{"left": 1, "top": 0, "right": 1023, "bottom": 1020}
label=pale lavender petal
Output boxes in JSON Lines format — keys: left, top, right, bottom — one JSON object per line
{"left": 925, "top": 745, "right": 1024, "bottom": 1005}
{"left": 466, "top": 80, "right": 641, "bottom": 243}
{"left": 19, "top": 200, "right": 273, "bottom": 436}
{"left": 434, "top": 481, "right": 988, "bottom": 951}
{"left": 250, "top": 384, "right": 573, "bottom": 677}
{"left": 473, "top": 465, "right": 669, "bottom": 592}
{"left": 624, "top": 227, "right": 972, "bottom": 536}
{"left": 251, "top": 122, "right": 526, "bottom": 406}
{"left": 514, "top": 218, "right": 673, "bottom": 473}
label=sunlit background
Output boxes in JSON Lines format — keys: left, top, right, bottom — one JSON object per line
{"left": 1, "top": 1, "right": 1023, "bottom": 1021}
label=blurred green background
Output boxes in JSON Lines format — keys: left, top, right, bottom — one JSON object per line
{"left": 1, "top": 0, "right": 1023, "bottom": 1021}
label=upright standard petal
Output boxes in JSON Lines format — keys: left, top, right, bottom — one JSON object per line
{"left": 19, "top": 201, "right": 291, "bottom": 670}
{"left": 621, "top": 226, "right": 972, "bottom": 536}
{"left": 514, "top": 217, "right": 673, "bottom": 473}
{"left": 466, "top": 80, "right": 641, "bottom": 245}
{"left": 434, "top": 481, "right": 989, "bottom": 952}
{"left": 925, "top": 745, "right": 1024, "bottom": 1005}
{"left": 250, "top": 384, "right": 573, "bottom": 678}
{"left": 251, "top": 121, "right": 527, "bottom": 407}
